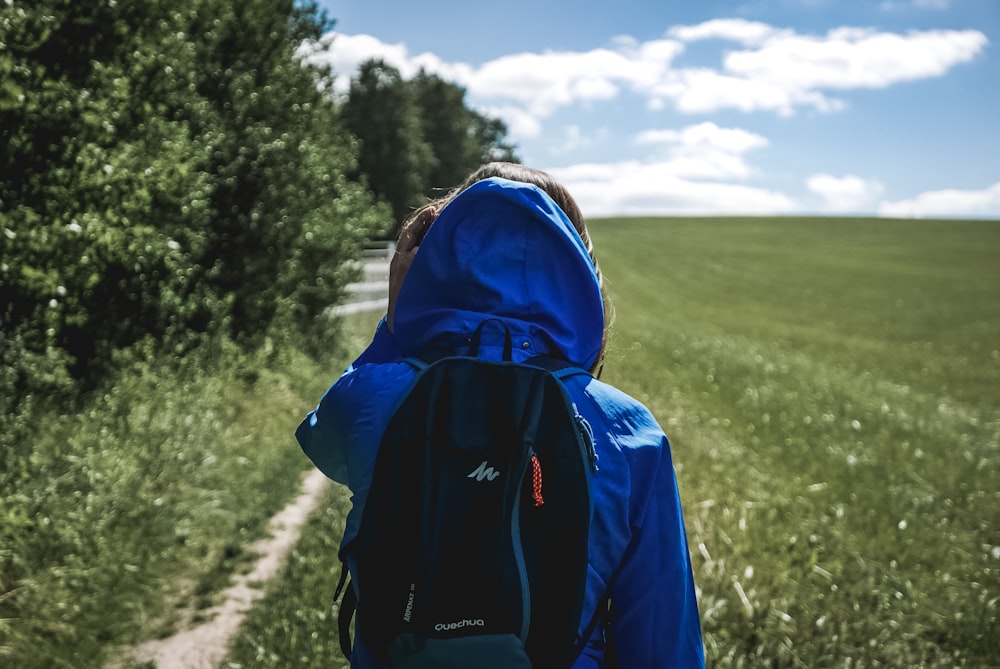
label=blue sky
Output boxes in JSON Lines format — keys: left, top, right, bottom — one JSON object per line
{"left": 309, "top": 0, "right": 999, "bottom": 218}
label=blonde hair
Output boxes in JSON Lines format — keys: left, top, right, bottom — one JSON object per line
{"left": 399, "top": 162, "right": 611, "bottom": 376}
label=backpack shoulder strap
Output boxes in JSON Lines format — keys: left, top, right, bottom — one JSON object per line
{"left": 525, "top": 356, "right": 599, "bottom": 474}
{"left": 552, "top": 365, "right": 591, "bottom": 381}
{"left": 403, "top": 356, "right": 428, "bottom": 370}
{"left": 524, "top": 355, "right": 592, "bottom": 380}
{"left": 334, "top": 565, "right": 356, "bottom": 658}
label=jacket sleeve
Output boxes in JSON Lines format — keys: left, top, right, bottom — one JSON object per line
{"left": 295, "top": 317, "right": 406, "bottom": 486}
{"left": 608, "top": 431, "right": 705, "bottom": 668}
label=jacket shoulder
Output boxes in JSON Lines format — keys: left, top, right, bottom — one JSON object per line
{"left": 568, "top": 376, "right": 667, "bottom": 449}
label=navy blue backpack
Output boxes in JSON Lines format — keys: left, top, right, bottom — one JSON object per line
{"left": 335, "top": 333, "right": 600, "bottom": 668}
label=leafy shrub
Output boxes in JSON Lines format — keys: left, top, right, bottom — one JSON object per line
{"left": 0, "top": 0, "right": 388, "bottom": 399}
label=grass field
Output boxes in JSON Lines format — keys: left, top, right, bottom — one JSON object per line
{"left": 591, "top": 216, "right": 999, "bottom": 667}
{"left": 226, "top": 216, "right": 999, "bottom": 668}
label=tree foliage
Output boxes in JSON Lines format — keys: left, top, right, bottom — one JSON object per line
{"left": 0, "top": 0, "right": 389, "bottom": 402}
{"left": 341, "top": 60, "right": 519, "bottom": 232}
{"left": 410, "top": 69, "right": 518, "bottom": 196}
{"left": 340, "top": 58, "right": 434, "bottom": 230}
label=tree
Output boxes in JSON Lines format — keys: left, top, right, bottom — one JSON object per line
{"left": 409, "top": 70, "right": 479, "bottom": 195}
{"left": 0, "top": 0, "right": 389, "bottom": 395}
{"left": 340, "top": 63, "right": 520, "bottom": 235}
{"left": 179, "top": 0, "right": 390, "bottom": 346}
{"left": 340, "top": 58, "right": 433, "bottom": 229}
{"left": 470, "top": 112, "right": 519, "bottom": 166}
{"left": 410, "top": 69, "right": 518, "bottom": 195}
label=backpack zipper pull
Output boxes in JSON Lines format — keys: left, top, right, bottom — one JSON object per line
{"left": 530, "top": 450, "right": 544, "bottom": 507}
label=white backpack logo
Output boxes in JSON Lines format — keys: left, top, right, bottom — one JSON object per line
{"left": 467, "top": 460, "right": 501, "bottom": 482}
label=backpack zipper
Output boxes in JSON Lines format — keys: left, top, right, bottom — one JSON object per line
{"left": 573, "top": 406, "right": 599, "bottom": 472}
{"left": 512, "top": 454, "right": 531, "bottom": 642}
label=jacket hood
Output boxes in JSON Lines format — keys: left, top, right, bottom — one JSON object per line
{"left": 393, "top": 177, "right": 605, "bottom": 370}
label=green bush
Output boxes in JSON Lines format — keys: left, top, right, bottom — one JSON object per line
{"left": 0, "top": 0, "right": 388, "bottom": 398}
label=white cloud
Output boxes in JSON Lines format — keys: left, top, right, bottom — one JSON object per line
{"left": 305, "top": 24, "right": 987, "bottom": 133}
{"left": 478, "top": 104, "right": 544, "bottom": 138}
{"left": 879, "top": 182, "right": 1000, "bottom": 218}
{"left": 468, "top": 48, "right": 638, "bottom": 117}
{"left": 305, "top": 34, "right": 681, "bottom": 124}
{"left": 723, "top": 27, "right": 987, "bottom": 92}
{"left": 647, "top": 67, "right": 844, "bottom": 116}
{"left": 634, "top": 122, "right": 769, "bottom": 179}
{"left": 301, "top": 33, "right": 474, "bottom": 94}
{"left": 547, "top": 160, "right": 796, "bottom": 217}
{"left": 807, "top": 173, "right": 885, "bottom": 212}
{"left": 666, "top": 20, "right": 986, "bottom": 114}
{"left": 550, "top": 125, "right": 609, "bottom": 155}
{"left": 637, "top": 122, "right": 769, "bottom": 153}
{"left": 668, "top": 18, "right": 785, "bottom": 46}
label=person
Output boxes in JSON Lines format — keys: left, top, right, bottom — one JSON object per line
{"left": 296, "top": 162, "right": 705, "bottom": 667}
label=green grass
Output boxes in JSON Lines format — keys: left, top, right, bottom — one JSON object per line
{"left": 222, "top": 477, "right": 354, "bottom": 669}
{"left": 592, "top": 216, "right": 1000, "bottom": 667}
{"left": 225, "top": 216, "right": 998, "bottom": 668}
{"left": 0, "top": 330, "right": 351, "bottom": 668}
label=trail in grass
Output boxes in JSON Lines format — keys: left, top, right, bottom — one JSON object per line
{"left": 121, "top": 468, "right": 329, "bottom": 668}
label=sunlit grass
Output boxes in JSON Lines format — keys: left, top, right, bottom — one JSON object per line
{"left": 594, "top": 216, "right": 999, "bottom": 667}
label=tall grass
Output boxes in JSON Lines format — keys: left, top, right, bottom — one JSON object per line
{"left": 225, "top": 217, "right": 998, "bottom": 668}
{"left": 0, "top": 329, "right": 348, "bottom": 668}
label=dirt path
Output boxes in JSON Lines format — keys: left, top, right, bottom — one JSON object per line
{"left": 119, "top": 468, "right": 329, "bottom": 669}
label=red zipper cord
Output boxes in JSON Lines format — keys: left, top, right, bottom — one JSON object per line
{"left": 531, "top": 454, "right": 544, "bottom": 507}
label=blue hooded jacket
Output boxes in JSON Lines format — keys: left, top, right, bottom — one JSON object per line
{"left": 297, "top": 177, "right": 705, "bottom": 667}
